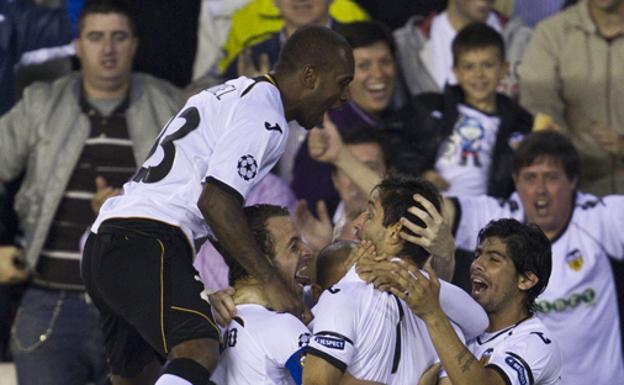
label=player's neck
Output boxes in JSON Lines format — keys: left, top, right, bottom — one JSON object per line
{"left": 272, "top": 72, "right": 299, "bottom": 123}
{"left": 233, "top": 279, "right": 271, "bottom": 308}
{"left": 486, "top": 303, "right": 531, "bottom": 332}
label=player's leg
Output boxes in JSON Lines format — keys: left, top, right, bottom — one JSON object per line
{"left": 82, "top": 229, "right": 163, "bottom": 385}
{"left": 155, "top": 233, "right": 221, "bottom": 385}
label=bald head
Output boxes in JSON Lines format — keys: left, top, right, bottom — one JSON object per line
{"left": 316, "top": 240, "right": 356, "bottom": 290}
{"left": 274, "top": 25, "right": 353, "bottom": 76}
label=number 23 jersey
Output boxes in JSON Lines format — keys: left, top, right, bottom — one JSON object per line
{"left": 91, "top": 76, "right": 290, "bottom": 243}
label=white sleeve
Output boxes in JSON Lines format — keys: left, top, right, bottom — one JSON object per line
{"left": 486, "top": 332, "right": 562, "bottom": 385}
{"left": 455, "top": 195, "right": 521, "bottom": 251}
{"left": 437, "top": 278, "right": 488, "bottom": 340}
{"left": 205, "top": 86, "right": 288, "bottom": 200}
{"left": 263, "top": 314, "right": 310, "bottom": 385}
{"left": 596, "top": 195, "right": 624, "bottom": 261}
{"left": 308, "top": 285, "right": 360, "bottom": 373}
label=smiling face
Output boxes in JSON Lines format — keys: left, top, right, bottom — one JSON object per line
{"left": 75, "top": 12, "right": 137, "bottom": 96}
{"left": 513, "top": 156, "right": 576, "bottom": 240}
{"left": 453, "top": 46, "right": 507, "bottom": 110}
{"left": 470, "top": 236, "right": 523, "bottom": 314}
{"left": 297, "top": 53, "right": 354, "bottom": 129}
{"left": 350, "top": 41, "right": 396, "bottom": 116}
{"left": 274, "top": 0, "right": 332, "bottom": 30}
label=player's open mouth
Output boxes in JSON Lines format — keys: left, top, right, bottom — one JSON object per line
{"left": 296, "top": 265, "right": 310, "bottom": 285}
{"left": 471, "top": 276, "right": 489, "bottom": 296}
{"left": 534, "top": 199, "right": 549, "bottom": 214}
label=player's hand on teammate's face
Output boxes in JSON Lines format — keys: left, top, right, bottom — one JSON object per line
{"left": 209, "top": 287, "right": 237, "bottom": 327}
{"left": 399, "top": 194, "right": 455, "bottom": 260}
{"left": 92, "top": 176, "right": 121, "bottom": 215}
{"left": 345, "top": 240, "right": 376, "bottom": 271}
{"left": 0, "top": 246, "right": 29, "bottom": 284}
{"left": 294, "top": 200, "right": 333, "bottom": 252}
{"left": 307, "top": 114, "right": 343, "bottom": 164}
{"left": 237, "top": 49, "right": 270, "bottom": 78}
{"left": 388, "top": 260, "right": 443, "bottom": 322}
{"left": 263, "top": 276, "right": 311, "bottom": 322}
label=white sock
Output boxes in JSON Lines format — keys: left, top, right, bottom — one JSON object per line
{"left": 154, "top": 373, "right": 193, "bottom": 385}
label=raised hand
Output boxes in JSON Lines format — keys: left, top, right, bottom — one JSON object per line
{"left": 308, "top": 113, "right": 343, "bottom": 164}
{"left": 294, "top": 200, "right": 333, "bottom": 252}
{"left": 237, "top": 49, "right": 270, "bottom": 78}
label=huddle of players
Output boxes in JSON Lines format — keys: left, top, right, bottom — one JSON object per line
{"left": 210, "top": 173, "right": 562, "bottom": 385}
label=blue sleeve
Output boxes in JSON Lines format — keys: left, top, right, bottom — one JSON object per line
{"left": 285, "top": 347, "right": 307, "bottom": 385}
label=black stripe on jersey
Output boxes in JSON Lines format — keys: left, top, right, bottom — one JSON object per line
{"left": 240, "top": 75, "right": 275, "bottom": 98}
{"left": 314, "top": 331, "right": 353, "bottom": 345}
{"left": 203, "top": 176, "right": 244, "bottom": 206}
{"left": 233, "top": 317, "right": 245, "bottom": 327}
{"left": 506, "top": 352, "right": 534, "bottom": 385}
{"left": 476, "top": 325, "right": 515, "bottom": 345}
{"left": 307, "top": 347, "right": 347, "bottom": 373}
{"left": 486, "top": 364, "right": 512, "bottom": 385}
{"left": 391, "top": 295, "right": 404, "bottom": 374}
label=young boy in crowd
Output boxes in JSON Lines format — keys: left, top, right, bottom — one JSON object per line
{"left": 404, "top": 22, "right": 533, "bottom": 199}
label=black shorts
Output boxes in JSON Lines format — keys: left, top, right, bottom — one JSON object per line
{"left": 81, "top": 218, "right": 220, "bottom": 378}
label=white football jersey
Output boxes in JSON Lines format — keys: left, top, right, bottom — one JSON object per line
{"left": 454, "top": 192, "right": 624, "bottom": 385}
{"left": 211, "top": 304, "right": 310, "bottom": 385}
{"left": 469, "top": 317, "right": 562, "bottom": 385}
{"left": 91, "top": 76, "right": 290, "bottom": 244}
{"left": 308, "top": 266, "right": 485, "bottom": 383}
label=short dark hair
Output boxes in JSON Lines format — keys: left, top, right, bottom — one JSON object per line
{"left": 452, "top": 23, "right": 505, "bottom": 66}
{"left": 338, "top": 21, "right": 396, "bottom": 57}
{"left": 374, "top": 176, "right": 442, "bottom": 267}
{"left": 274, "top": 25, "right": 352, "bottom": 75}
{"left": 316, "top": 240, "right": 355, "bottom": 289}
{"left": 220, "top": 204, "right": 290, "bottom": 285}
{"left": 77, "top": 0, "right": 137, "bottom": 36}
{"left": 512, "top": 131, "right": 580, "bottom": 181}
{"left": 477, "top": 219, "right": 552, "bottom": 313}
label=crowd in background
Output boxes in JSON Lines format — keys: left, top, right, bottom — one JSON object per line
{"left": 0, "top": 0, "right": 623, "bottom": 384}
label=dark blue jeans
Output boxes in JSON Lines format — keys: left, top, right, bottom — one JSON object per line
{"left": 10, "top": 286, "right": 109, "bottom": 385}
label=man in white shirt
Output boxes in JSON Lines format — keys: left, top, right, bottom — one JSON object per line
{"left": 383, "top": 218, "right": 562, "bottom": 385}
{"left": 210, "top": 204, "right": 310, "bottom": 385}
{"left": 81, "top": 26, "right": 354, "bottom": 385}
{"left": 303, "top": 177, "right": 488, "bottom": 385}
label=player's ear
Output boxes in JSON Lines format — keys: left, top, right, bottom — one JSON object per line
{"left": 301, "top": 64, "right": 319, "bottom": 90}
{"left": 518, "top": 271, "right": 538, "bottom": 292}
{"left": 387, "top": 222, "right": 403, "bottom": 246}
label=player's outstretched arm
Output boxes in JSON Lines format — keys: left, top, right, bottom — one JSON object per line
{"left": 199, "top": 180, "right": 303, "bottom": 316}
{"left": 390, "top": 265, "right": 505, "bottom": 385}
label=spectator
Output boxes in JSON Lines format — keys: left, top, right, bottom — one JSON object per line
{"left": 406, "top": 23, "right": 533, "bottom": 198}
{"left": 519, "top": 0, "right": 624, "bottom": 195}
{"left": 394, "top": 0, "right": 531, "bottom": 99}
{"left": 217, "top": 0, "right": 368, "bottom": 76}
{"left": 0, "top": 0, "right": 74, "bottom": 115}
{"left": 222, "top": 0, "right": 340, "bottom": 80}
{"left": 292, "top": 21, "right": 401, "bottom": 217}
{"left": 0, "top": 0, "right": 181, "bottom": 383}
